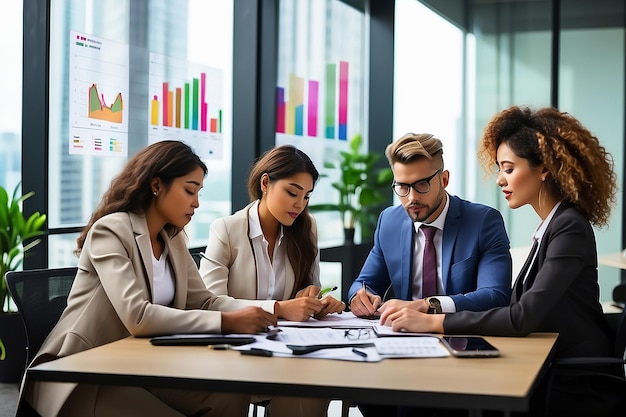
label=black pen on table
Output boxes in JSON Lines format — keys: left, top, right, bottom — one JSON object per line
{"left": 209, "top": 344, "right": 273, "bottom": 357}
{"left": 352, "top": 348, "right": 368, "bottom": 359}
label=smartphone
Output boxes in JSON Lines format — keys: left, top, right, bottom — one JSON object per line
{"left": 441, "top": 336, "right": 500, "bottom": 357}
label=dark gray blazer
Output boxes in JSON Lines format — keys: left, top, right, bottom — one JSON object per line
{"left": 444, "top": 203, "right": 613, "bottom": 359}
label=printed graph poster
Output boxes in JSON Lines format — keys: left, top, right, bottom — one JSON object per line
{"left": 69, "top": 30, "right": 129, "bottom": 156}
{"left": 275, "top": 60, "right": 357, "bottom": 168}
{"left": 148, "top": 53, "right": 224, "bottom": 160}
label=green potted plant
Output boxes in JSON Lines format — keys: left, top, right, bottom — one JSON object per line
{"left": 0, "top": 183, "right": 46, "bottom": 382}
{"left": 309, "top": 134, "right": 393, "bottom": 243}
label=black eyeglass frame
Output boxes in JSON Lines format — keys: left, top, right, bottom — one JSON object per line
{"left": 391, "top": 168, "right": 443, "bottom": 197}
{"left": 344, "top": 328, "right": 373, "bottom": 340}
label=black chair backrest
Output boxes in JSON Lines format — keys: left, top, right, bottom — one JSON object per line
{"left": 604, "top": 306, "right": 626, "bottom": 379}
{"left": 5, "top": 267, "right": 77, "bottom": 372}
{"left": 614, "top": 283, "right": 626, "bottom": 304}
{"left": 614, "top": 307, "right": 626, "bottom": 363}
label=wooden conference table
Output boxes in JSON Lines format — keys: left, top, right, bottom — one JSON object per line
{"left": 27, "top": 333, "right": 557, "bottom": 414}
{"left": 27, "top": 333, "right": 557, "bottom": 416}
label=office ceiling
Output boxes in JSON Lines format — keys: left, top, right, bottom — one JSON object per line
{"left": 419, "top": 0, "right": 624, "bottom": 33}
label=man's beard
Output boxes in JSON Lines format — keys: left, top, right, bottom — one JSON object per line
{"left": 405, "top": 188, "right": 445, "bottom": 223}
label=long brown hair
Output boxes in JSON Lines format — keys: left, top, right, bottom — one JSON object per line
{"left": 247, "top": 145, "right": 320, "bottom": 297}
{"left": 76, "top": 141, "right": 208, "bottom": 254}
{"left": 479, "top": 106, "right": 616, "bottom": 227}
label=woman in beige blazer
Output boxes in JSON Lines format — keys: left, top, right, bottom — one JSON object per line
{"left": 22, "top": 140, "right": 277, "bottom": 417}
{"left": 199, "top": 145, "right": 344, "bottom": 416}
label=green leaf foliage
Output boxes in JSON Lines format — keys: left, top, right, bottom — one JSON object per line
{"left": 308, "top": 134, "right": 392, "bottom": 242}
{"left": 0, "top": 183, "right": 47, "bottom": 313}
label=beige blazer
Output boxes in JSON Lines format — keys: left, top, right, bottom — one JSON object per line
{"left": 24, "top": 211, "right": 273, "bottom": 417}
{"left": 199, "top": 202, "right": 320, "bottom": 300}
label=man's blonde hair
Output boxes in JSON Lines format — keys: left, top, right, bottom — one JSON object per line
{"left": 385, "top": 133, "right": 444, "bottom": 167}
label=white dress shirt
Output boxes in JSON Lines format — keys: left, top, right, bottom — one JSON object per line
{"left": 411, "top": 195, "right": 456, "bottom": 312}
{"left": 248, "top": 200, "right": 287, "bottom": 300}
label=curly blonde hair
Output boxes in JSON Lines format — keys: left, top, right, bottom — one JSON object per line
{"left": 478, "top": 105, "right": 617, "bottom": 227}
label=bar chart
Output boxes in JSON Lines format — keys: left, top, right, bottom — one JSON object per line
{"left": 276, "top": 61, "right": 349, "bottom": 141}
{"left": 148, "top": 53, "right": 224, "bottom": 159}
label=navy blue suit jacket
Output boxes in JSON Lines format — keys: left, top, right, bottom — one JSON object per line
{"left": 348, "top": 194, "right": 512, "bottom": 311}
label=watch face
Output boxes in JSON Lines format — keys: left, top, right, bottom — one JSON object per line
{"left": 429, "top": 297, "right": 442, "bottom": 313}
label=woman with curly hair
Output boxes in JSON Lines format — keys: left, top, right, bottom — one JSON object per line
{"left": 380, "top": 106, "right": 620, "bottom": 415}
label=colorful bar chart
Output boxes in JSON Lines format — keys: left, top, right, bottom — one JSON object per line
{"left": 148, "top": 53, "right": 224, "bottom": 159}
{"left": 151, "top": 75, "right": 220, "bottom": 133}
{"left": 276, "top": 61, "right": 349, "bottom": 140}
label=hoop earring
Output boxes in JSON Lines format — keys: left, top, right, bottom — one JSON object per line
{"left": 538, "top": 182, "right": 544, "bottom": 213}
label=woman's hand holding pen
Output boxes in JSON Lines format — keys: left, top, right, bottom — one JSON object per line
{"left": 275, "top": 297, "right": 322, "bottom": 321}
{"left": 313, "top": 294, "right": 345, "bottom": 319}
{"left": 221, "top": 306, "right": 277, "bottom": 334}
{"left": 349, "top": 283, "right": 382, "bottom": 318}
{"left": 295, "top": 285, "right": 320, "bottom": 298}
{"left": 282, "top": 285, "right": 345, "bottom": 320}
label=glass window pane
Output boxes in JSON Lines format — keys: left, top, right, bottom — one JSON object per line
{"left": 469, "top": 0, "right": 552, "bottom": 248}
{"left": 394, "top": 0, "right": 464, "bottom": 197}
{"left": 0, "top": 2, "right": 23, "bottom": 196}
{"left": 275, "top": 0, "right": 367, "bottom": 246}
{"left": 48, "top": 0, "right": 233, "bottom": 266}
{"left": 559, "top": 0, "right": 625, "bottom": 301}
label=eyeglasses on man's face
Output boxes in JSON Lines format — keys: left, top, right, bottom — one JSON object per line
{"left": 391, "top": 168, "right": 442, "bottom": 197}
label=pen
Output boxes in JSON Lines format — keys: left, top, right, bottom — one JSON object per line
{"left": 240, "top": 348, "right": 273, "bottom": 357}
{"left": 361, "top": 281, "right": 381, "bottom": 319}
{"left": 317, "top": 285, "right": 338, "bottom": 299}
{"left": 209, "top": 344, "right": 233, "bottom": 350}
{"left": 352, "top": 348, "right": 368, "bottom": 359}
{"left": 265, "top": 328, "right": 282, "bottom": 340}
{"left": 198, "top": 252, "right": 210, "bottom": 261}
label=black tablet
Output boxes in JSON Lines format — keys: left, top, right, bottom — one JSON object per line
{"left": 150, "top": 334, "right": 256, "bottom": 346}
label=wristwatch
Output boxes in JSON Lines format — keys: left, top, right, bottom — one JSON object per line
{"left": 425, "top": 297, "right": 442, "bottom": 314}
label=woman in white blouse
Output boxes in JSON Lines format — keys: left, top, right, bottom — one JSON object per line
{"left": 200, "top": 145, "right": 344, "bottom": 416}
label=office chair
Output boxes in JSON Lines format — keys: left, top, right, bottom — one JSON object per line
{"left": 5, "top": 267, "right": 77, "bottom": 380}
{"left": 251, "top": 399, "right": 271, "bottom": 417}
{"left": 613, "top": 282, "right": 626, "bottom": 305}
{"left": 545, "top": 306, "right": 626, "bottom": 415}
{"left": 189, "top": 246, "right": 207, "bottom": 269}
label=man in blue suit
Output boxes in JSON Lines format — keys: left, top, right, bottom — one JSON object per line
{"left": 349, "top": 133, "right": 512, "bottom": 321}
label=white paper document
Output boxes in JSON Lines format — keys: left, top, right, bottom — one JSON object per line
{"left": 233, "top": 325, "right": 449, "bottom": 362}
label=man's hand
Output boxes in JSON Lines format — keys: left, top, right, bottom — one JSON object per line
{"left": 349, "top": 286, "right": 382, "bottom": 317}
{"left": 377, "top": 299, "right": 427, "bottom": 317}
{"left": 380, "top": 307, "right": 445, "bottom": 334}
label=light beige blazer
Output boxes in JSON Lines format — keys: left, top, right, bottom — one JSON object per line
{"left": 199, "top": 202, "right": 320, "bottom": 300}
{"left": 23, "top": 211, "right": 273, "bottom": 417}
